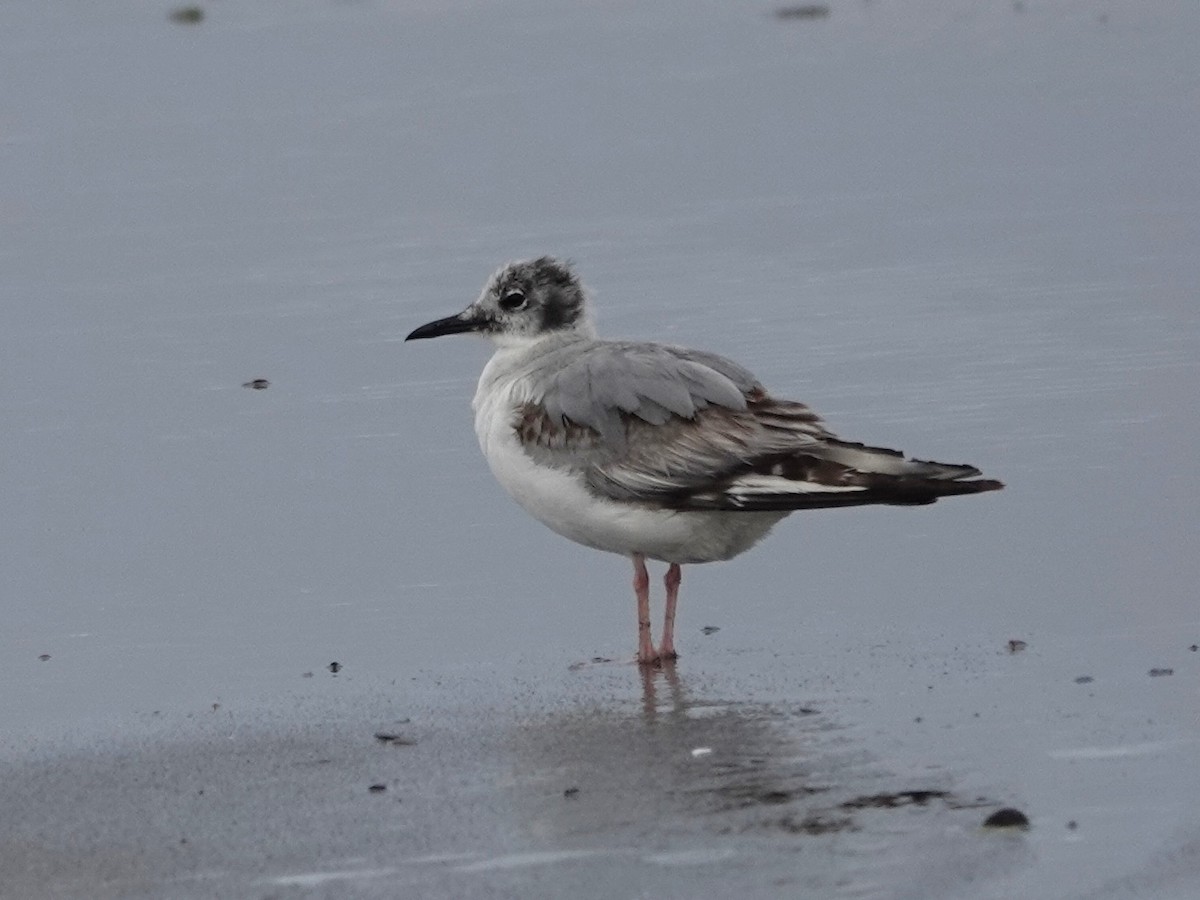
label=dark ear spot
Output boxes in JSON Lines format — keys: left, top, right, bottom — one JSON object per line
{"left": 533, "top": 257, "right": 584, "bottom": 331}
{"left": 541, "top": 299, "right": 576, "bottom": 331}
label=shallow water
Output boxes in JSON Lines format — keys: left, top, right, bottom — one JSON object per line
{"left": 2, "top": 1, "right": 1198, "bottom": 897}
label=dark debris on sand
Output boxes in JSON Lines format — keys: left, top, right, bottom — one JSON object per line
{"left": 983, "top": 807, "right": 1031, "bottom": 830}
{"left": 775, "top": 5, "right": 831, "bottom": 20}
{"left": 169, "top": 6, "right": 204, "bottom": 25}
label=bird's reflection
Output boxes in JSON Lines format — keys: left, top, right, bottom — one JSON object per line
{"left": 492, "top": 662, "right": 1012, "bottom": 894}
{"left": 637, "top": 659, "right": 687, "bottom": 724}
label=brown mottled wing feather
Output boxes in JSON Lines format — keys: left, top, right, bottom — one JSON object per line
{"left": 515, "top": 341, "right": 1003, "bottom": 510}
{"left": 587, "top": 398, "right": 831, "bottom": 502}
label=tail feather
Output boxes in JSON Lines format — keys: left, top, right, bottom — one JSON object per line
{"left": 818, "top": 438, "right": 982, "bottom": 480}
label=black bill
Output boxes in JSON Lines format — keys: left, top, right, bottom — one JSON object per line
{"left": 405, "top": 312, "right": 484, "bottom": 341}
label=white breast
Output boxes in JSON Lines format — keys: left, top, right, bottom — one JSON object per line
{"left": 471, "top": 349, "right": 786, "bottom": 565}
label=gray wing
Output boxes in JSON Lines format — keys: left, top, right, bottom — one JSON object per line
{"left": 517, "top": 340, "right": 1003, "bottom": 511}
{"left": 535, "top": 341, "right": 759, "bottom": 441}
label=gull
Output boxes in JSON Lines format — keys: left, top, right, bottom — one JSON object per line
{"left": 406, "top": 257, "right": 1003, "bottom": 665}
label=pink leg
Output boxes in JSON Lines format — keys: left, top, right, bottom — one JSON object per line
{"left": 659, "top": 563, "right": 681, "bottom": 661}
{"left": 633, "top": 554, "right": 657, "bottom": 665}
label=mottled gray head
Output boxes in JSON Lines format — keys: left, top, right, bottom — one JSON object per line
{"left": 406, "top": 256, "right": 593, "bottom": 346}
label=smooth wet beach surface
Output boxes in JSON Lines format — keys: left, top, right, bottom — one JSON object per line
{"left": 5, "top": 638, "right": 1198, "bottom": 898}
{"left": 2, "top": 1, "right": 1198, "bottom": 897}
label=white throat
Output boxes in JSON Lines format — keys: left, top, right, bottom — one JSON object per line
{"left": 486, "top": 315, "right": 597, "bottom": 351}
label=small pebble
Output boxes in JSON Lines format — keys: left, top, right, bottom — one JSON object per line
{"left": 1148, "top": 668, "right": 1174, "bottom": 677}
{"left": 328, "top": 661, "right": 342, "bottom": 674}
{"left": 1189, "top": 644, "right": 1198, "bottom": 652}
{"left": 1074, "top": 675, "right": 1094, "bottom": 684}
{"left": 701, "top": 626, "right": 721, "bottom": 635}
{"left": 1067, "top": 820, "right": 1078, "bottom": 830}
{"left": 242, "top": 378, "right": 270, "bottom": 390}
{"left": 983, "top": 807, "right": 1030, "bottom": 830}
{"left": 368, "top": 783, "right": 387, "bottom": 793}
{"left": 38, "top": 654, "right": 51, "bottom": 662}
{"left": 563, "top": 787, "right": 580, "bottom": 798}
{"left": 690, "top": 747, "right": 713, "bottom": 758}
{"left": 1007, "top": 639, "right": 1027, "bottom": 654}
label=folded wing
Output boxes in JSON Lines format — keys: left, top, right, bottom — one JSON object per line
{"left": 516, "top": 341, "right": 1003, "bottom": 511}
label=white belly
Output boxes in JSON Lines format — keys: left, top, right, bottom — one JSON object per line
{"left": 472, "top": 373, "right": 786, "bottom": 565}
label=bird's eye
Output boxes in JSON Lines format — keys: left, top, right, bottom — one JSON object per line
{"left": 498, "top": 290, "right": 527, "bottom": 312}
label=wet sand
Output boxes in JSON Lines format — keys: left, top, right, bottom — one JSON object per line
{"left": 5, "top": 630, "right": 1197, "bottom": 898}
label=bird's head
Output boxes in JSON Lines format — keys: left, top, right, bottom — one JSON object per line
{"left": 406, "top": 256, "right": 594, "bottom": 347}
